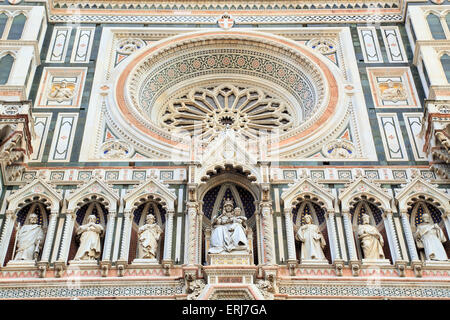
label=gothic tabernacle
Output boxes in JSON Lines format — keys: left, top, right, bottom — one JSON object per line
{"left": 0, "top": 0, "right": 448, "bottom": 300}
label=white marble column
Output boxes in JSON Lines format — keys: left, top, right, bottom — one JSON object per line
{"left": 382, "top": 210, "right": 402, "bottom": 263}
{"left": 443, "top": 211, "right": 450, "bottom": 241}
{"left": 325, "top": 210, "right": 341, "bottom": 261}
{"left": 57, "top": 211, "right": 75, "bottom": 262}
{"left": 102, "top": 211, "right": 117, "bottom": 261}
{"left": 0, "top": 210, "right": 16, "bottom": 266}
{"left": 342, "top": 210, "right": 358, "bottom": 261}
{"left": 260, "top": 202, "right": 276, "bottom": 265}
{"left": 283, "top": 207, "right": 297, "bottom": 262}
{"left": 40, "top": 212, "right": 59, "bottom": 262}
{"left": 119, "top": 210, "right": 132, "bottom": 261}
{"left": 399, "top": 210, "right": 420, "bottom": 261}
{"left": 163, "top": 210, "right": 175, "bottom": 262}
{"left": 186, "top": 202, "right": 199, "bottom": 265}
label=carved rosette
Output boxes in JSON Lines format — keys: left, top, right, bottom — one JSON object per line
{"left": 116, "top": 38, "right": 145, "bottom": 54}
{"left": 100, "top": 140, "right": 134, "bottom": 159}
{"left": 323, "top": 139, "right": 356, "bottom": 159}
{"left": 306, "top": 38, "right": 337, "bottom": 54}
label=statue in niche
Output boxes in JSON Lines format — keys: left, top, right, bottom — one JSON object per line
{"left": 357, "top": 213, "right": 385, "bottom": 260}
{"left": 415, "top": 213, "right": 448, "bottom": 261}
{"left": 138, "top": 214, "right": 163, "bottom": 259}
{"left": 296, "top": 214, "right": 327, "bottom": 261}
{"left": 74, "top": 214, "right": 104, "bottom": 261}
{"left": 208, "top": 198, "right": 248, "bottom": 254}
{"left": 48, "top": 81, "right": 75, "bottom": 102}
{"left": 13, "top": 213, "right": 45, "bottom": 261}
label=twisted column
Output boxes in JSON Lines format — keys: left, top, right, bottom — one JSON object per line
{"left": 325, "top": 210, "right": 341, "bottom": 261}
{"left": 383, "top": 210, "right": 402, "bottom": 262}
{"left": 119, "top": 210, "right": 132, "bottom": 261}
{"left": 0, "top": 210, "right": 16, "bottom": 265}
{"left": 102, "top": 211, "right": 117, "bottom": 261}
{"left": 40, "top": 212, "right": 59, "bottom": 262}
{"left": 163, "top": 210, "right": 175, "bottom": 261}
{"left": 342, "top": 210, "right": 358, "bottom": 261}
{"left": 186, "top": 202, "right": 199, "bottom": 265}
{"left": 260, "top": 202, "right": 276, "bottom": 265}
{"left": 399, "top": 210, "right": 420, "bottom": 261}
{"left": 283, "top": 207, "right": 297, "bottom": 262}
{"left": 57, "top": 211, "right": 76, "bottom": 262}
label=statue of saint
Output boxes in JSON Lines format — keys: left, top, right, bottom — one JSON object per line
{"left": 138, "top": 214, "right": 163, "bottom": 259}
{"left": 415, "top": 213, "right": 448, "bottom": 261}
{"left": 13, "top": 213, "right": 44, "bottom": 261}
{"left": 74, "top": 214, "right": 104, "bottom": 261}
{"left": 208, "top": 199, "right": 248, "bottom": 254}
{"left": 296, "top": 214, "right": 327, "bottom": 261}
{"left": 357, "top": 213, "right": 385, "bottom": 260}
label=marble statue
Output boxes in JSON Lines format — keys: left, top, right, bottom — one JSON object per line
{"left": 138, "top": 214, "right": 163, "bottom": 259}
{"left": 208, "top": 198, "right": 248, "bottom": 254}
{"left": 415, "top": 213, "right": 448, "bottom": 261}
{"left": 357, "top": 213, "right": 385, "bottom": 260}
{"left": 74, "top": 214, "right": 104, "bottom": 261}
{"left": 13, "top": 213, "right": 44, "bottom": 261}
{"left": 380, "top": 81, "right": 407, "bottom": 102}
{"left": 296, "top": 214, "right": 327, "bottom": 261}
{"left": 48, "top": 81, "right": 75, "bottom": 101}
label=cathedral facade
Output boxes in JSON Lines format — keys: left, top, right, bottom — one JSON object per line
{"left": 0, "top": 0, "right": 448, "bottom": 300}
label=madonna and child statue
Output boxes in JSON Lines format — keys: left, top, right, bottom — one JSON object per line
{"left": 208, "top": 198, "right": 249, "bottom": 255}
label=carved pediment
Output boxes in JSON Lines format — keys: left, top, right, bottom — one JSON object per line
{"left": 124, "top": 177, "right": 176, "bottom": 212}
{"left": 281, "top": 177, "right": 335, "bottom": 211}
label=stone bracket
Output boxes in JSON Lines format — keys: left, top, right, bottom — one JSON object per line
{"left": 412, "top": 261, "right": 423, "bottom": 278}
{"left": 349, "top": 260, "right": 361, "bottom": 277}
{"left": 287, "top": 260, "right": 297, "bottom": 276}
{"left": 333, "top": 259, "right": 345, "bottom": 277}
{"left": 100, "top": 260, "right": 111, "bottom": 277}
{"left": 162, "top": 259, "right": 173, "bottom": 276}
{"left": 116, "top": 260, "right": 128, "bottom": 277}
{"left": 395, "top": 260, "right": 408, "bottom": 277}
{"left": 37, "top": 261, "right": 48, "bottom": 278}
{"left": 54, "top": 261, "right": 66, "bottom": 278}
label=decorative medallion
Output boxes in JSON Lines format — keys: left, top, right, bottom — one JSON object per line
{"left": 306, "top": 38, "right": 337, "bottom": 54}
{"left": 323, "top": 139, "right": 356, "bottom": 159}
{"left": 217, "top": 13, "right": 234, "bottom": 30}
{"left": 100, "top": 140, "right": 134, "bottom": 159}
{"left": 116, "top": 38, "right": 145, "bottom": 55}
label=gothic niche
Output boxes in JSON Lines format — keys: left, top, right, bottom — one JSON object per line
{"left": 292, "top": 197, "right": 331, "bottom": 263}
{"left": 409, "top": 201, "right": 450, "bottom": 262}
{"left": 128, "top": 199, "right": 165, "bottom": 264}
{"left": 201, "top": 182, "right": 257, "bottom": 264}
{"left": 5, "top": 200, "right": 49, "bottom": 266}
{"left": 350, "top": 199, "right": 391, "bottom": 264}
{"left": 68, "top": 200, "right": 108, "bottom": 263}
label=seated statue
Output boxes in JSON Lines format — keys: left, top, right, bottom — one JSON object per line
{"left": 296, "top": 214, "right": 327, "bottom": 261}
{"left": 357, "top": 213, "right": 385, "bottom": 260}
{"left": 415, "top": 213, "right": 448, "bottom": 261}
{"left": 74, "top": 214, "right": 104, "bottom": 261}
{"left": 208, "top": 198, "right": 248, "bottom": 254}
{"left": 13, "top": 213, "right": 44, "bottom": 261}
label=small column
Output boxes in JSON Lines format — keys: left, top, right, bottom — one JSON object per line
{"left": 0, "top": 210, "right": 16, "bottom": 266}
{"left": 119, "top": 210, "right": 133, "bottom": 261}
{"left": 399, "top": 210, "right": 420, "bottom": 262}
{"left": 40, "top": 212, "right": 59, "bottom": 262}
{"left": 342, "top": 210, "right": 358, "bottom": 261}
{"left": 382, "top": 210, "right": 402, "bottom": 263}
{"left": 186, "top": 202, "right": 199, "bottom": 265}
{"left": 57, "top": 211, "right": 75, "bottom": 263}
{"left": 443, "top": 211, "right": 450, "bottom": 241}
{"left": 260, "top": 201, "right": 276, "bottom": 265}
{"left": 283, "top": 207, "right": 297, "bottom": 263}
{"left": 325, "top": 210, "right": 341, "bottom": 261}
{"left": 102, "top": 211, "right": 117, "bottom": 261}
{"left": 163, "top": 210, "right": 175, "bottom": 262}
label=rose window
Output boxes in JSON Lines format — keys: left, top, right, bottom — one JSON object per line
{"left": 161, "top": 84, "right": 294, "bottom": 140}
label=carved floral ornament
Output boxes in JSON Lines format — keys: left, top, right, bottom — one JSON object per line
{"left": 306, "top": 38, "right": 337, "bottom": 55}
{"left": 322, "top": 139, "right": 356, "bottom": 159}
{"left": 116, "top": 38, "right": 145, "bottom": 55}
{"left": 100, "top": 140, "right": 134, "bottom": 159}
